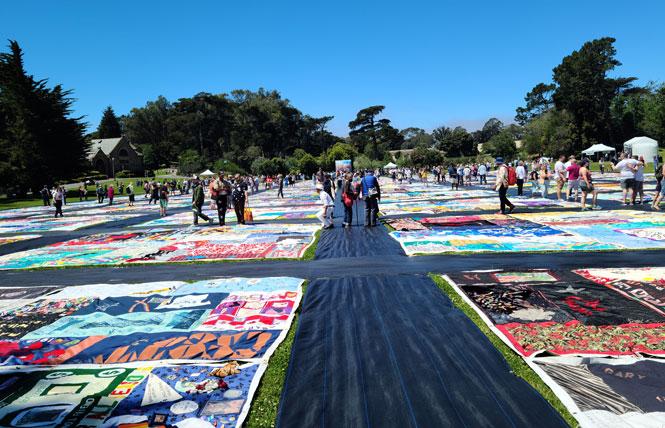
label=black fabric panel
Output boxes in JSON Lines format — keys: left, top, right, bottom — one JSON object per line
{"left": 277, "top": 274, "right": 567, "bottom": 428}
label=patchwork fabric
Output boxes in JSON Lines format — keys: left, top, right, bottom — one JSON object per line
{"left": 0, "top": 277, "right": 303, "bottom": 426}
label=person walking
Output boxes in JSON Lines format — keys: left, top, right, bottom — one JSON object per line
{"left": 213, "top": 172, "right": 231, "bottom": 225}
{"left": 652, "top": 162, "right": 665, "bottom": 210}
{"left": 107, "top": 185, "right": 115, "bottom": 206}
{"left": 159, "top": 182, "right": 169, "bottom": 216}
{"left": 277, "top": 174, "right": 284, "bottom": 199}
{"left": 53, "top": 185, "right": 64, "bottom": 217}
{"left": 316, "top": 183, "right": 334, "bottom": 229}
{"left": 515, "top": 161, "right": 526, "bottom": 197}
{"left": 40, "top": 185, "right": 51, "bottom": 206}
{"left": 361, "top": 170, "right": 381, "bottom": 227}
{"left": 494, "top": 157, "right": 514, "bottom": 214}
{"left": 191, "top": 179, "right": 212, "bottom": 225}
{"left": 341, "top": 172, "right": 356, "bottom": 228}
{"left": 149, "top": 183, "right": 159, "bottom": 205}
{"left": 127, "top": 184, "right": 135, "bottom": 206}
{"left": 579, "top": 160, "right": 600, "bottom": 210}
{"left": 96, "top": 185, "right": 104, "bottom": 203}
{"left": 232, "top": 174, "right": 247, "bottom": 225}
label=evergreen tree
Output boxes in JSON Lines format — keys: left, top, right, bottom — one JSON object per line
{"left": 0, "top": 40, "right": 88, "bottom": 196}
{"left": 97, "top": 105, "right": 122, "bottom": 138}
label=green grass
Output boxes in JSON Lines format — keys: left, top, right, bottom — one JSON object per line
{"left": 0, "top": 197, "right": 43, "bottom": 210}
{"left": 300, "top": 229, "right": 321, "bottom": 260}
{"left": 245, "top": 281, "right": 308, "bottom": 427}
{"left": 588, "top": 148, "right": 665, "bottom": 172}
{"left": 428, "top": 274, "right": 577, "bottom": 427}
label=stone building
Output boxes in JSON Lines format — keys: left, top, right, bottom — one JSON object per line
{"left": 88, "top": 137, "right": 144, "bottom": 177}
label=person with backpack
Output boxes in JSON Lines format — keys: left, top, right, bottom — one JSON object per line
{"left": 341, "top": 172, "right": 356, "bottom": 228}
{"left": 40, "top": 185, "right": 51, "bottom": 206}
{"left": 361, "top": 170, "right": 381, "bottom": 227}
{"left": 494, "top": 157, "right": 515, "bottom": 214}
{"left": 96, "top": 185, "right": 104, "bottom": 203}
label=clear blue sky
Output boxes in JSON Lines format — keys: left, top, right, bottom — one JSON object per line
{"left": 3, "top": 0, "right": 664, "bottom": 136}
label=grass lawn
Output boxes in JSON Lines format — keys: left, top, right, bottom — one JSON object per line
{"left": 429, "top": 274, "right": 576, "bottom": 427}
{"left": 301, "top": 229, "right": 321, "bottom": 260}
{"left": 245, "top": 281, "right": 308, "bottom": 427}
{"left": 588, "top": 148, "right": 665, "bottom": 173}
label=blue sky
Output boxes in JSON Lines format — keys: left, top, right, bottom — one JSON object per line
{"left": 2, "top": 1, "right": 664, "bottom": 136}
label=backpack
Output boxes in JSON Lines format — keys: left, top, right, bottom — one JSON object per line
{"left": 507, "top": 166, "right": 517, "bottom": 186}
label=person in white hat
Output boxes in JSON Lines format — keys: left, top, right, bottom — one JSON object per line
{"left": 316, "top": 183, "right": 334, "bottom": 229}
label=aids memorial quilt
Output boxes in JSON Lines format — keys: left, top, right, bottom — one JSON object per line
{"left": 0, "top": 214, "right": 141, "bottom": 233}
{"left": 0, "top": 224, "right": 319, "bottom": 269}
{"left": 443, "top": 269, "right": 665, "bottom": 357}
{"left": 0, "top": 362, "right": 263, "bottom": 428}
{"left": 391, "top": 210, "right": 665, "bottom": 255}
{"left": 532, "top": 357, "right": 665, "bottom": 428}
{"left": 0, "top": 276, "right": 303, "bottom": 427}
{"left": 0, "top": 234, "right": 41, "bottom": 246}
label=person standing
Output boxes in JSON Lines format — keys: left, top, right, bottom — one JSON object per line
{"left": 494, "top": 157, "right": 514, "bottom": 214}
{"left": 159, "top": 182, "right": 169, "bottom": 216}
{"left": 633, "top": 156, "right": 645, "bottom": 204}
{"left": 96, "top": 185, "right": 104, "bottom": 203}
{"left": 515, "top": 161, "right": 526, "bottom": 197}
{"left": 78, "top": 185, "right": 86, "bottom": 201}
{"left": 40, "top": 185, "right": 51, "bottom": 206}
{"left": 107, "top": 185, "right": 115, "bottom": 206}
{"left": 599, "top": 158, "right": 605, "bottom": 174}
{"left": 53, "top": 186, "right": 64, "bottom": 217}
{"left": 341, "top": 172, "right": 356, "bottom": 228}
{"left": 316, "top": 183, "right": 334, "bottom": 229}
{"left": 214, "top": 172, "right": 231, "bottom": 226}
{"left": 553, "top": 155, "right": 566, "bottom": 201}
{"left": 149, "top": 182, "right": 159, "bottom": 205}
{"left": 566, "top": 157, "right": 581, "bottom": 201}
{"left": 652, "top": 163, "right": 665, "bottom": 210}
{"left": 613, "top": 152, "right": 638, "bottom": 205}
{"left": 579, "top": 160, "right": 600, "bottom": 211}
{"left": 191, "top": 179, "right": 212, "bottom": 225}
{"left": 323, "top": 174, "right": 335, "bottom": 201}
{"left": 539, "top": 163, "right": 551, "bottom": 199}
{"left": 361, "top": 170, "right": 381, "bottom": 227}
{"left": 478, "top": 163, "right": 487, "bottom": 185}
{"left": 232, "top": 174, "right": 247, "bottom": 225}
{"left": 127, "top": 184, "right": 135, "bottom": 206}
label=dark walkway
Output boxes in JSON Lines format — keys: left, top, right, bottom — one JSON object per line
{"left": 277, "top": 274, "right": 567, "bottom": 427}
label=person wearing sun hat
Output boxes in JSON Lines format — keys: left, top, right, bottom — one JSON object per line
{"left": 494, "top": 157, "right": 514, "bottom": 214}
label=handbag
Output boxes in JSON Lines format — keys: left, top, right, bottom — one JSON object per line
{"left": 244, "top": 200, "right": 253, "bottom": 223}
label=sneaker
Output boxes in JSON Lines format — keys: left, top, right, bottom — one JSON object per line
{"left": 591, "top": 205, "right": 602, "bottom": 210}
{"left": 208, "top": 219, "right": 214, "bottom": 225}
{"left": 581, "top": 207, "right": 588, "bottom": 211}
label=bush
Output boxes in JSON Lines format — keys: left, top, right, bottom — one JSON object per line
{"left": 213, "top": 159, "right": 246, "bottom": 175}
{"left": 114, "top": 170, "right": 132, "bottom": 178}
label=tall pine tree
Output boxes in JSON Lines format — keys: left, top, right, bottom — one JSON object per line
{"left": 97, "top": 105, "right": 121, "bottom": 138}
{"left": 0, "top": 40, "right": 88, "bottom": 196}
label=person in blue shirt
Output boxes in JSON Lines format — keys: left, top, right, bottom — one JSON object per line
{"left": 360, "top": 170, "right": 381, "bottom": 227}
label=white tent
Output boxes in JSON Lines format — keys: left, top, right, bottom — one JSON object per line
{"left": 384, "top": 162, "right": 397, "bottom": 169}
{"left": 581, "top": 143, "right": 615, "bottom": 155}
{"left": 199, "top": 169, "right": 215, "bottom": 177}
{"left": 623, "top": 136, "right": 659, "bottom": 162}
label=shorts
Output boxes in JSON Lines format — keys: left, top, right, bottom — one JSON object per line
{"left": 568, "top": 179, "right": 579, "bottom": 190}
{"left": 634, "top": 180, "right": 644, "bottom": 192}
{"left": 159, "top": 199, "right": 168, "bottom": 209}
{"left": 621, "top": 179, "right": 635, "bottom": 190}
{"left": 129, "top": 194, "right": 135, "bottom": 202}
{"left": 579, "top": 182, "right": 594, "bottom": 192}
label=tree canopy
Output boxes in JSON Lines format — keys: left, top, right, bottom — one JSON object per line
{"left": 96, "top": 106, "right": 121, "bottom": 138}
{"left": 0, "top": 40, "right": 88, "bottom": 195}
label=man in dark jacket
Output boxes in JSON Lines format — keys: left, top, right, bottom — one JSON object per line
{"left": 361, "top": 170, "right": 381, "bottom": 227}
{"left": 191, "top": 179, "right": 212, "bottom": 225}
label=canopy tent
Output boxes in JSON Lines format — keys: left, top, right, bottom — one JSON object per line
{"left": 581, "top": 143, "right": 616, "bottom": 155}
{"left": 624, "top": 136, "right": 659, "bottom": 162}
{"left": 199, "top": 169, "right": 215, "bottom": 177}
{"left": 384, "top": 162, "right": 397, "bottom": 169}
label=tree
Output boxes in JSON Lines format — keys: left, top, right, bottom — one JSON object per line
{"left": 97, "top": 106, "right": 122, "bottom": 138}
{"left": 515, "top": 83, "right": 556, "bottom": 125}
{"left": 348, "top": 105, "right": 403, "bottom": 158}
{"left": 483, "top": 129, "right": 517, "bottom": 159}
{"left": 0, "top": 40, "right": 88, "bottom": 195}
{"left": 400, "top": 127, "right": 434, "bottom": 149}
{"left": 298, "top": 153, "right": 319, "bottom": 176}
{"left": 522, "top": 109, "right": 577, "bottom": 156}
{"left": 552, "top": 37, "right": 637, "bottom": 149}
{"left": 410, "top": 146, "right": 443, "bottom": 167}
{"left": 320, "top": 142, "right": 358, "bottom": 170}
{"left": 178, "top": 149, "right": 204, "bottom": 175}
{"left": 435, "top": 126, "right": 475, "bottom": 157}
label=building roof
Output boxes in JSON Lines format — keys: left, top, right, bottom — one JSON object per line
{"left": 88, "top": 137, "right": 123, "bottom": 160}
